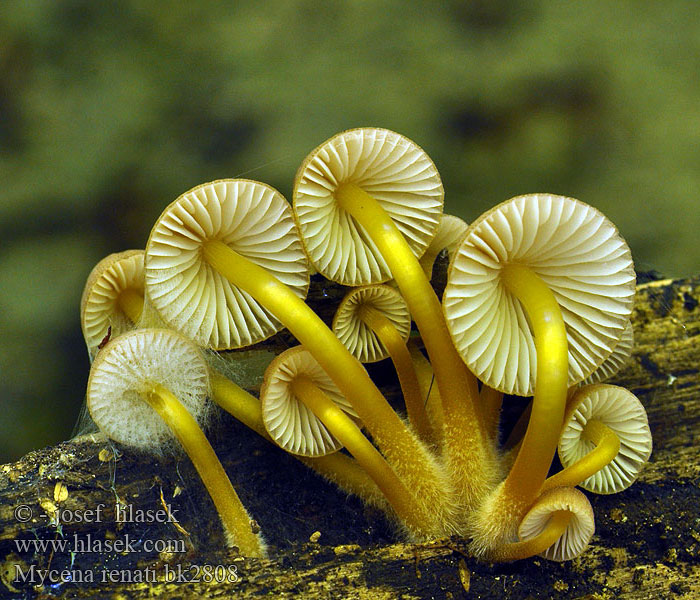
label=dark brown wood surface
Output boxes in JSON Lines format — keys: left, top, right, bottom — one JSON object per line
{"left": 1, "top": 272, "right": 698, "bottom": 599}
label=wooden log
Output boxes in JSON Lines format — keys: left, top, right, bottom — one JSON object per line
{"left": 0, "top": 272, "right": 698, "bottom": 599}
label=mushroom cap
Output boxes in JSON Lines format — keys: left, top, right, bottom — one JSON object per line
{"left": 260, "top": 346, "right": 360, "bottom": 457}
{"left": 145, "top": 179, "right": 310, "bottom": 350}
{"left": 581, "top": 320, "right": 634, "bottom": 385}
{"left": 332, "top": 285, "right": 412, "bottom": 363}
{"left": 292, "top": 127, "right": 444, "bottom": 286}
{"left": 80, "top": 250, "right": 145, "bottom": 360}
{"left": 87, "top": 328, "right": 210, "bottom": 450}
{"left": 559, "top": 384, "right": 652, "bottom": 494}
{"left": 443, "top": 193, "right": 636, "bottom": 396}
{"left": 518, "top": 487, "right": 595, "bottom": 562}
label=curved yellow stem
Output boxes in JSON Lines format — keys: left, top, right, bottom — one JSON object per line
{"left": 291, "top": 375, "right": 432, "bottom": 534}
{"left": 498, "top": 264, "right": 568, "bottom": 511}
{"left": 358, "top": 305, "right": 434, "bottom": 443}
{"left": 541, "top": 420, "right": 620, "bottom": 493}
{"left": 202, "top": 240, "right": 449, "bottom": 523}
{"left": 209, "top": 369, "right": 385, "bottom": 508}
{"left": 144, "top": 382, "right": 264, "bottom": 557}
{"left": 335, "top": 183, "right": 494, "bottom": 508}
{"left": 497, "top": 511, "right": 572, "bottom": 562}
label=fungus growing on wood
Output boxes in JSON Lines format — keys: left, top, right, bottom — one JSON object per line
{"left": 86, "top": 328, "right": 265, "bottom": 556}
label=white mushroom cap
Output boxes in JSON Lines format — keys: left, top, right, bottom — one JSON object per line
{"left": 581, "top": 320, "right": 634, "bottom": 385}
{"left": 80, "top": 250, "right": 144, "bottom": 360}
{"left": 518, "top": 487, "right": 595, "bottom": 562}
{"left": 559, "top": 384, "right": 652, "bottom": 494}
{"left": 87, "top": 328, "right": 210, "bottom": 451}
{"left": 443, "top": 193, "right": 636, "bottom": 396}
{"left": 332, "top": 285, "right": 412, "bottom": 363}
{"left": 260, "top": 346, "right": 359, "bottom": 457}
{"left": 293, "top": 127, "right": 443, "bottom": 286}
{"left": 145, "top": 179, "right": 310, "bottom": 350}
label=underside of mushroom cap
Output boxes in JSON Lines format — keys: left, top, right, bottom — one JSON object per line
{"left": 518, "top": 487, "right": 595, "bottom": 562}
{"left": 293, "top": 127, "right": 444, "bottom": 286}
{"left": 581, "top": 320, "right": 634, "bottom": 385}
{"left": 444, "top": 193, "right": 636, "bottom": 396}
{"left": 559, "top": 384, "right": 652, "bottom": 494}
{"left": 81, "top": 250, "right": 145, "bottom": 360}
{"left": 145, "top": 179, "right": 310, "bottom": 350}
{"left": 332, "top": 285, "right": 412, "bottom": 363}
{"left": 87, "top": 328, "right": 210, "bottom": 451}
{"left": 260, "top": 346, "right": 360, "bottom": 457}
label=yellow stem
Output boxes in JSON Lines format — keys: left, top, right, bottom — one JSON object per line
{"left": 209, "top": 369, "right": 385, "bottom": 507}
{"left": 202, "top": 240, "right": 448, "bottom": 519}
{"left": 497, "top": 511, "right": 572, "bottom": 561}
{"left": 541, "top": 420, "right": 620, "bottom": 493}
{"left": 335, "top": 183, "right": 493, "bottom": 507}
{"left": 291, "top": 376, "right": 431, "bottom": 534}
{"left": 117, "top": 287, "right": 144, "bottom": 324}
{"left": 358, "top": 305, "right": 434, "bottom": 443}
{"left": 144, "top": 382, "right": 264, "bottom": 557}
{"left": 498, "top": 264, "right": 569, "bottom": 511}
{"left": 480, "top": 385, "right": 504, "bottom": 442}
{"left": 407, "top": 341, "right": 444, "bottom": 443}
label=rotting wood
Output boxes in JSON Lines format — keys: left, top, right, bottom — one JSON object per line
{"left": 0, "top": 270, "right": 698, "bottom": 599}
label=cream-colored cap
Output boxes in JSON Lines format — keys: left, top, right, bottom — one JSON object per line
{"left": 145, "top": 179, "right": 309, "bottom": 350}
{"left": 293, "top": 127, "right": 443, "bottom": 285}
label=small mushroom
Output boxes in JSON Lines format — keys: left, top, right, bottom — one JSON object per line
{"left": 80, "top": 250, "right": 147, "bottom": 360}
{"left": 260, "top": 346, "right": 437, "bottom": 538}
{"left": 86, "top": 328, "right": 265, "bottom": 556}
{"left": 332, "top": 285, "right": 431, "bottom": 441}
{"left": 505, "top": 487, "right": 595, "bottom": 562}
{"left": 544, "top": 384, "right": 652, "bottom": 494}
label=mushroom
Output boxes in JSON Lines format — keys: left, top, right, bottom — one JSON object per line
{"left": 293, "top": 127, "right": 495, "bottom": 510}
{"left": 419, "top": 213, "right": 469, "bottom": 280}
{"left": 444, "top": 193, "right": 635, "bottom": 553}
{"left": 86, "top": 328, "right": 265, "bottom": 556}
{"left": 145, "top": 178, "right": 451, "bottom": 532}
{"left": 543, "top": 384, "right": 652, "bottom": 494}
{"left": 260, "top": 346, "right": 441, "bottom": 538}
{"left": 498, "top": 487, "right": 595, "bottom": 562}
{"left": 332, "top": 284, "right": 431, "bottom": 442}
{"left": 81, "top": 250, "right": 151, "bottom": 360}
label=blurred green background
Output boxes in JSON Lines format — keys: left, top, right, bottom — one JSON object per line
{"left": 1, "top": 1, "right": 698, "bottom": 463}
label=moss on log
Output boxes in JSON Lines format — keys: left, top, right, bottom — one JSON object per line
{"left": 1, "top": 272, "right": 699, "bottom": 599}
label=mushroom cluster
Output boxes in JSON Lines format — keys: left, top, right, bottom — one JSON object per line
{"left": 79, "top": 127, "right": 651, "bottom": 561}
